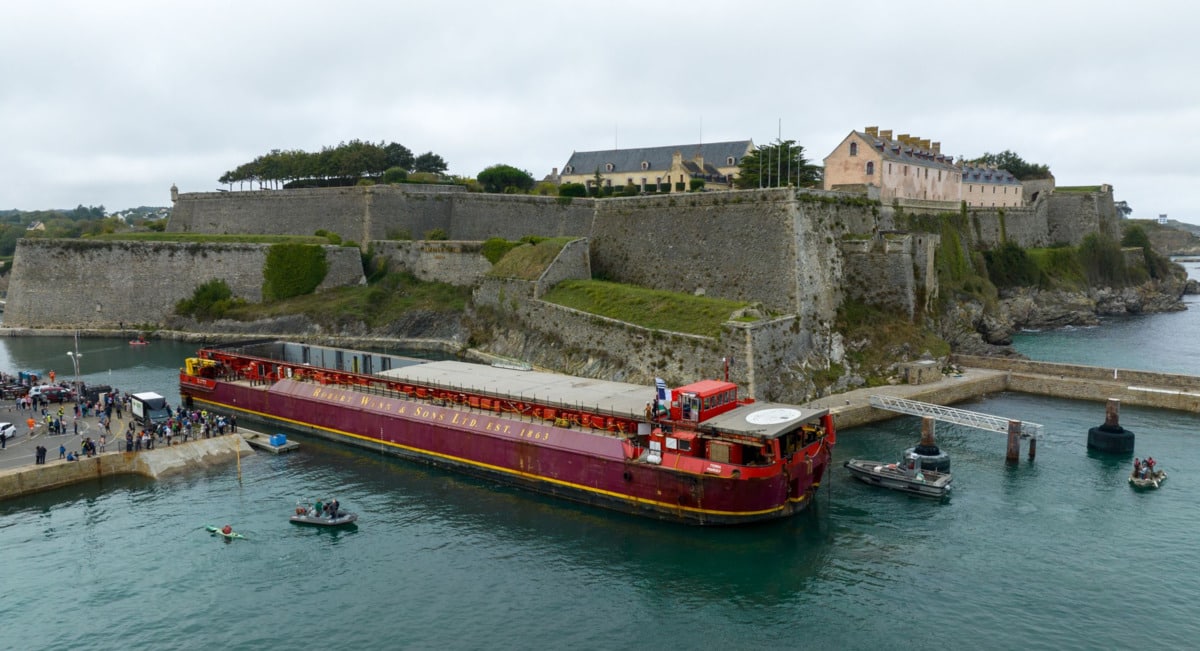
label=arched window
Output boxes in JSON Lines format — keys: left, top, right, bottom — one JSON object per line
{"left": 726, "top": 156, "right": 735, "bottom": 165}
{"left": 605, "top": 163, "right": 615, "bottom": 172}
{"left": 865, "top": 161, "right": 874, "bottom": 175}
{"left": 563, "top": 165, "right": 573, "bottom": 174}
{"left": 641, "top": 161, "right": 649, "bottom": 171}
{"left": 849, "top": 142, "right": 858, "bottom": 156}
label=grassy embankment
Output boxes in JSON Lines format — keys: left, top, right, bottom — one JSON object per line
{"left": 491, "top": 237, "right": 750, "bottom": 338}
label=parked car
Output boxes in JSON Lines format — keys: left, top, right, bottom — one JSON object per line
{"left": 1, "top": 385, "right": 29, "bottom": 400}
{"left": 0, "top": 422, "right": 16, "bottom": 440}
{"left": 29, "top": 385, "right": 72, "bottom": 403}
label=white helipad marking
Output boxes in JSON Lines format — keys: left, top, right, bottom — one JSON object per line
{"left": 745, "top": 408, "right": 802, "bottom": 425}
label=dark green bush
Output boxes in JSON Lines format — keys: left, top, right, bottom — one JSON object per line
{"left": 983, "top": 241, "right": 1041, "bottom": 288}
{"left": 175, "top": 278, "right": 242, "bottom": 320}
{"left": 559, "top": 183, "right": 587, "bottom": 197}
{"left": 1077, "top": 233, "right": 1128, "bottom": 287}
{"left": 262, "top": 243, "right": 328, "bottom": 301}
{"left": 425, "top": 228, "right": 448, "bottom": 241}
{"left": 481, "top": 237, "right": 521, "bottom": 264}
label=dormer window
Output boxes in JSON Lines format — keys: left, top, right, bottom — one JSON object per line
{"left": 605, "top": 163, "right": 614, "bottom": 172}
{"left": 726, "top": 156, "right": 735, "bottom": 165}
{"left": 563, "top": 165, "right": 573, "bottom": 174}
{"left": 641, "top": 161, "right": 650, "bottom": 171}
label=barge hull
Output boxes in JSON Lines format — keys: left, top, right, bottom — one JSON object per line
{"left": 188, "top": 379, "right": 828, "bottom": 525}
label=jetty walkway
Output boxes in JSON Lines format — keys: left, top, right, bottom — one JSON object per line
{"left": 0, "top": 409, "right": 251, "bottom": 501}
{"left": 802, "top": 355, "right": 1200, "bottom": 431}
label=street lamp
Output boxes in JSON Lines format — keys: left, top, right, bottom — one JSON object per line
{"left": 67, "top": 350, "right": 82, "bottom": 398}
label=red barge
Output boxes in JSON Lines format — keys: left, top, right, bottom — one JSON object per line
{"left": 179, "top": 341, "right": 835, "bottom": 525}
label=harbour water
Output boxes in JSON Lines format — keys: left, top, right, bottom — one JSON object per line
{"left": 2, "top": 264, "right": 1199, "bottom": 650}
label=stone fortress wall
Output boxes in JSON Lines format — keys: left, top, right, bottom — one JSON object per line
{"left": 4, "top": 240, "right": 364, "bottom": 328}
{"left": 169, "top": 184, "right": 596, "bottom": 245}
{"left": 6, "top": 182, "right": 1119, "bottom": 399}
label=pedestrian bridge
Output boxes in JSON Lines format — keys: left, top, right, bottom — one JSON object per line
{"left": 869, "top": 395, "right": 1044, "bottom": 439}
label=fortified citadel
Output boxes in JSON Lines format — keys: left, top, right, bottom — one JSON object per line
{"left": 4, "top": 175, "right": 1118, "bottom": 402}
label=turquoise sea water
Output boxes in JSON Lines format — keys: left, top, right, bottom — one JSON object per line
{"left": 2, "top": 265, "right": 1199, "bottom": 650}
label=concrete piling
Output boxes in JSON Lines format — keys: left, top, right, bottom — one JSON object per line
{"left": 1006, "top": 420, "right": 1021, "bottom": 464}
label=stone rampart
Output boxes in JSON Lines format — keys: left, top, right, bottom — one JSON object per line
{"left": 1046, "top": 187, "right": 1119, "bottom": 245}
{"left": 4, "top": 240, "right": 364, "bottom": 328}
{"left": 535, "top": 238, "right": 591, "bottom": 297}
{"left": 170, "top": 185, "right": 596, "bottom": 244}
{"left": 371, "top": 240, "right": 493, "bottom": 286}
{"left": 839, "top": 235, "right": 917, "bottom": 318}
{"left": 590, "top": 189, "right": 826, "bottom": 315}
{"left": 0, "top": 437, "right": 250, "bottom": 502}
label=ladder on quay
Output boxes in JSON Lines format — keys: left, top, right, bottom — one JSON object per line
{"left": 869, "top": 395, "right": 1044, "bottom": 439}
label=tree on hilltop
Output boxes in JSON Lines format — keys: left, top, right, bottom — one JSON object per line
{"left": 413, "top": 152, "right": 449, "bottom": 175}
{"left": 218, "top": 140, "right": 448, "bottom": 188}
{"left": 477, "top": 164, "right": 535, "bottom": 194}
{"left": 970, "top": 150, "right": 1052, "bottom": 180}
{"left": 735, "top": 140, "right": 821, "bottom": 189}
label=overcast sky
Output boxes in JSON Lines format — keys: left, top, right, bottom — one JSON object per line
{"left": 2, "top": 1, "right": 1195, "bottom": 223}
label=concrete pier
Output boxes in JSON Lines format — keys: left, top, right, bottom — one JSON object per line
{"left": 0, "top": 431, "right": 252, "bottom": 502}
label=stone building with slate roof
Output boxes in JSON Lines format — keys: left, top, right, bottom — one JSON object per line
{"left": 559, "top": 140, "right": 754, "bottom": 193}
{"left": 823, "top": 126, "right": 1025, "bottom": 208}
{"left": 960, "top": 163, "right": 1023, "bottom": 207}
{"left": 823, "top": 127, "right": 962, "bottom": 204}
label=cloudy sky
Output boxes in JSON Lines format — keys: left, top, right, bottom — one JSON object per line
{"left": 2, "top": 1, "right": 1194, "bottom": 223}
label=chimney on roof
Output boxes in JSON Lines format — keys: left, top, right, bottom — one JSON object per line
{"left": 898, "top": 134, "right": 910, "bottom": 144}
{"left": 932, "top": 142, "right": 940, "bottom": 154}
{"left": 879, "top": 129, "right": 893, "bottom": 140}
{"left": 865, "top": 126, "right": 879, "bottom": 137}
{"left": 920, "top": 139, "right": 930, "bottom": 150}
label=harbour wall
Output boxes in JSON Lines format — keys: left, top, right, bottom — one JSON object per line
{"left": 955, "top": 354, "right": 1200, "bottom": 412}
{"left": 0, "top": 437, "right": 251, "bottom": 502}
{"left": 3, "top": 240, "right": 365, "bottom": 328}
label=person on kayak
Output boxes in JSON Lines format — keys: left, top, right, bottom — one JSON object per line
{"left": 221, "top": 525, "right": 232, "bottom": 535}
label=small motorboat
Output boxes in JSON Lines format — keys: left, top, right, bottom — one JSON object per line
{"left": 290, "top": 503, "right": 358, "bottom": 527}
{"left": 844, "top": 453, "right": 952, "bottom": 499}
{"left": 205, "top": 525, "right": 246, "bottom": 540}
{"left": 129, "top": 338, "right": 149, "bottom": 346}
{"left": 1129, "top": 469, "right": 1166, "bottom": 489}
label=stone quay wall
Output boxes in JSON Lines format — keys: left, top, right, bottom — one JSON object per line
{"left": 0, "top": 437, "right": 250, "bottom": 502}
{"left": 4, "top": 240, "right": 364, "bottom": 328}
{"left": 955, "top": 354, "right": 1200, "bottom": 413}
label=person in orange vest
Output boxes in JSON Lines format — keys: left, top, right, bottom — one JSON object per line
{"left": 26, "top": 417, "right": 35, "bottom": 434}
{"left": 49, "top": 370, "right": 56, "bottom": 384}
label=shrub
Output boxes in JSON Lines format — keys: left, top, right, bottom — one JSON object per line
{"left": 425, "top": 228, "right": 448, "bottom": 241}
{"left": 382, "top": 167, "right": 408, "bottom": 184}
{"left": 1077, "top": 233, "right": 1128, "bottom": 287}
{"left": 175, "top": 279, "right": 242, "bottom": 320}
{"left": 262, "top": 243, "right": 329, "bottom": 301}
{"left": 559, "top": 183, "right": 587, "bottom": 197}
{"left": 689, "top": 178, "right": 706, "bottom": 192}
{"left": 983, "top": 241, "right": 1041, "bottom": 288}
{"left": 481, "top": 237, "right": 521, "bottom": 264}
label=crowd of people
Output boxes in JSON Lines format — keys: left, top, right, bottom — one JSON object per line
{"left": 4, "top": 381, "right": 242, "bottom": 464}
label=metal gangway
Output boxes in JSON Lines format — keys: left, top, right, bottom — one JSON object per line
{"left": 869, "top": 395, "right": 1044, "bottom": 439}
